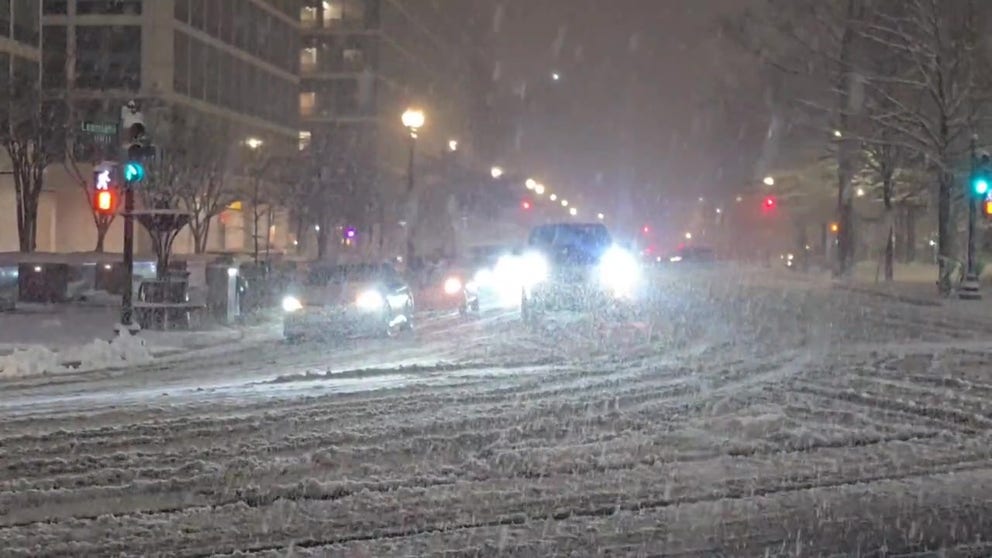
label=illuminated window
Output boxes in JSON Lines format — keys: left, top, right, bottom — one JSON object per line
{"left": 323, "top": 1, "right": 342, "bottom": 26}
{"left": 299, "top": 130, "right": 311, "bottom": 151}
{"left": 300, "top": 47, "right": 317, "bottom": 73}
{"left": 299, "top": 91, "right": 316, "bottom": 117}
{"left": 300, "top": 5, "right": 318, "bottom": 27}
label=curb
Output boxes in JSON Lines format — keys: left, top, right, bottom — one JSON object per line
{"left": 832, "top": 282, "right": 943, "bottom": 307}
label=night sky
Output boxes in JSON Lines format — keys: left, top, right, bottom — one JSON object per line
{"left": 483, "top": 0, "right": 769, "bottom": 231}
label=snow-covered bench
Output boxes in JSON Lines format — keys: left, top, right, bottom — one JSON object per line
{"left": 133, "top": 301, "right": 207, "bottom": 330}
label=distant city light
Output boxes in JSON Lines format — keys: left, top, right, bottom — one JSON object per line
{"left": 525, "top": 178, "right": 537, "bottom": 190}
{"left": 698, "top": 196, "right": 705, "bottom": 203}
{"left": 448, "top": 139, "right": 458, "bottom": 151}
{"left": 569, "top": 207, "right": 577, "bottom": 216}
{"left": 833, "top": 129, "right": 843, "bottom": 138}
{"left": 856, "top": 187, "right": 865, "bottom": 197}
{"left": 551, "top": 71, "right": 561, "bottom": 81}
{"left": 685, "top": 232, "right": 693, "bottom": 240}
{"left": 561, "top": 199, "right": 569, "bottom": 207}
{"left": 736, "top": 195, "right": 743, "bottom": 203}
{"left": 245, "top": 137, "right": 264, "bottom": 150}
{"left": 490, "top": 166, "right": 504, "bottom": 179}
{"left": 534, "top": 183, "right": 546, "bottom": 195}
{"left": 763, "top": 176, "right": 775, "bottom": 186}
{"left": 715, "top": 207, "right": 722, "bottom": 214}
{"left": 597, "top": 213, "right": 605, "bottom": 220}
{"left": 550, "top": 193, "right": 558, "bottom": 201}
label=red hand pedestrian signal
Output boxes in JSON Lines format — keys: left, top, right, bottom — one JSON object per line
{"left": 95, "top": 190, "right": 115, "bottom": 214}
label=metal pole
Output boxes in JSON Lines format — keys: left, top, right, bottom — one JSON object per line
{"left": 967, "top": 136, "right": 977, "bottom": 278}
{"left": 961, "top": 135, "right": 982, "bottom": 299}
{"left": 405, "top": 134, "right": 416, "bottom": 265}
{"left": 121, "top": 180, "right": 135, "bottom": 329}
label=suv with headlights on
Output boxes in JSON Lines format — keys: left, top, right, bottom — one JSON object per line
{"left": 519, "top": 222, "right": 642, "bottom": 322}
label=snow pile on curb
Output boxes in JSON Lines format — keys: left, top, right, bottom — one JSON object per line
{"left": 0, "top": 346, "right": 62, "bottom": 377}
{"left": 0, "top": 330, "right": 153, "bottom": 378}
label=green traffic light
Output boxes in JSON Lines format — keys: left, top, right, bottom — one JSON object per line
{"left": 974, "top": 178, "right": 989, "bottom": 196}
{"left": 123, "top": 161, "right": 145, "bottom": 182}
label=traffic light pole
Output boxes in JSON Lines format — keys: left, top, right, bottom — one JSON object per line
{"left": 962, "top": 135, "right": 982, "bottom": 300}
{"left": 120, "top": 179, "right": 136, "bottom": 330}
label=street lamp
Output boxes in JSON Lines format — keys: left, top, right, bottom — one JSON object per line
{"left": 490, "top": 166, "right": 504, "bottom": 179}
{"left": 525, "top": 178, "right": 536, "bottom": 190}
{"left": 245, "top": 137, "right": 264, "bottom": 150}
{"left": 402, "top": 107, "right": 426, "bottom": 263}
{"left": 597, "top": 212, "right": 604, "bottom": 220}
{"left": 855, "top": 187, "right": 865, "bottom": 197}
{"left": 534, "top": 183, "right": 545, "bottom": 195}
{"left": 685, "top": 232, "right": 693, "bottom": 240}
{"left": 448, "top": 139, "right": 458, "bottom": 152}
{"left": 561, "top": 199, "right": 569, "bottom": 207}
{"left": 569, "top": 207, "right": 577, "bottom": 216}
{"left": 549, "top": 193, "right": 558, "bottom": 201}
{"left": 763, "top": 176, "right": 775, "bottom": 186}
{"left": 401, "top": 108, "right": 425, "bottom": 138}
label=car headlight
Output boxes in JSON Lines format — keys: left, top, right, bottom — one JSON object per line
{"left": 599, "top": 246, "right": 641, "bottom": 295}
{"left": 355, "top": 289, "right": 385, "bottom": 311}
{"left": 443, "top": 276, "right": 463, "bottom": 295}
{"left": 520, "top": 251, "right": 549, "bottom": 287}
{"left": 282, "top": 295, "right": 303, "bottom": 313}
{"left": 473, "top": 268, "right": 493, "bottom": 287}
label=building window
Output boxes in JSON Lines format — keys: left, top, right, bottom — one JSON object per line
{"left": 300, "top": 91, "right": 315, "bottom": 117}
{"left": 76, "top": 0, "right": 141, "bottom": 15}
{"left": 174, "top": 0, "right": 189, "bottom": 22}
{"left": 41, "top": 25, "right": 66, "bottom": 89}
{"left": 300, "top": 47, "right": 317, "bottom": 73}
{"left": 300, "top": 5, "right": 318, "bottom": 28}
{"left": 299, "top": 130, "right": 311, "bottom": 151}
{"left": 173, "top": 31, "right": 189, "bottom": 95}
{"left": 188, "top": 36, "right": 204, "bottom": 99}
{"left": 75, "top": 25, "right": 141, "bottom": 90}
{"left": 322, "top": 1, "right": 343, "bottom": 26}
{"left": 13, "top": 0, "right": 40, "bottom": 45}
{"left": 43, "top": 0, "right": 68, "bottom": 15}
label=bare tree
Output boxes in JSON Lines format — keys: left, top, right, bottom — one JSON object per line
{"left": 857, "top": 0, "right": 988, "bottom": 293}
{"left": 174, "top": 121, "right": 238, "bottom": 254}
{"left": 0, "top": 79, "right": 65, "bottom": 252}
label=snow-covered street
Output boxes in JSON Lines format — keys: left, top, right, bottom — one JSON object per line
{"left": 4, "top": 268, "right": 992, "bottom": 556}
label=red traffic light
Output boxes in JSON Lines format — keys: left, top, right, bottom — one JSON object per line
{"left": 642, "top": 225, "right": 650, "bottom": 234}
{"left": 763, "top": 196, "right": 776, "bottom": 209}
{"left": 94, "top": 190, "right": 115, "bottom": 214}
{"left": 521, "top": 200, "right": 532, "bottom": 210}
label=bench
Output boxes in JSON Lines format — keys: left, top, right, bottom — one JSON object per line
{"left": 134, "top": 301, "right": 207, "bottom": 330}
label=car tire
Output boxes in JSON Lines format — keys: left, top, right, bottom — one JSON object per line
{"left": 521, "top": 290, "right": 541, "bottom": 325}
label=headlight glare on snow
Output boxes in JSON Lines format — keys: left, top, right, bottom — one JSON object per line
{"left": 281, "top": 295, "right": 303, "bottom": 313}
{"left": 355, "top": 289, "right": 385, "bottom": 311}
{"left": 443, "top": 276, "right": 463, "bottom": 295}
{"left": 599, "top": 245, "right": 641, "bottom": 297}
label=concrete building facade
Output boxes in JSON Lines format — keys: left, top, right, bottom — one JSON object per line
{"left": 1, "top": 0, "right": 302, "bottom": 255}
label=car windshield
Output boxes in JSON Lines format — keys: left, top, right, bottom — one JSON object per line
{"left": 5, "top": 1, "right": 990, "bottom": 556}
{"left": 529, "top": 224, "right": 612, "bottom": 251}
{"left": 306, "top": 263, "right": 394, "bottom": 286}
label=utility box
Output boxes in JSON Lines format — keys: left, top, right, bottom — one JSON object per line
{"left": 206, "top": 264, "right": 239, "bottom": 324}
{"left": 0, "top": 265, "right": 17, "bottom": 311}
